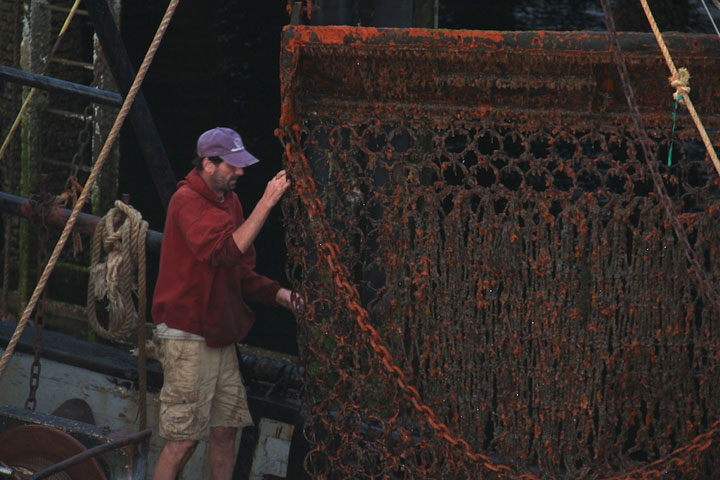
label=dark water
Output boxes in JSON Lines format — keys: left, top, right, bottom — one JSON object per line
{"left": 118, "top": 0, "right": 720, "bottom": 355}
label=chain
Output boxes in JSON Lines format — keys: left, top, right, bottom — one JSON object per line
{"left": 278, "top": 127, "right": 533, "bottom": 479}
{"left": 54, "top": 50, "right": 108, "bottom": 256}
{"left": 278, "top": 25, "right": 720, "bottom": 478}
{"left": 24, "top": 189, "right": 52, "bottom": 412}
{"left": 66, "top": 51, "right": 106, "bottom": 184}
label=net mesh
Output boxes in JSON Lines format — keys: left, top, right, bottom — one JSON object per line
{"left": 277, "top": 26, "right": 720, "bottom": 479}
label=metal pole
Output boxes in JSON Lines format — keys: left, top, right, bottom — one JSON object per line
{"left": 0, "top": 65, "right": 123, "bottom": 107}
{"left": 28, "top": 428, "right": 152, "bottom": 480}
{"left": 0, "top": 191, "right": 163, "bottom": 251}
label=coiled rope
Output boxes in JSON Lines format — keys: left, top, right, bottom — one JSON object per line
{"left": 87, "top": 200, "right": 148, "bottom": 341}
{"left": 0, "top": 0, "right": 180, "bottom": 379}
{"left": 88, "top": 200, "right": 150, "bottom": 429}
{"left": 638, "top": 0, "right": 720, "bottom": 179}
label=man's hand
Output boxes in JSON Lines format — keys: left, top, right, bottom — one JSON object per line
{"left": 232, "top": 170, "right": 291, "bottom": 253}
{"left": 275, "top": 288, "right": 302, "bottom": 313}
{"left": 260, "top": 170, "right": 291, "bottom": 208}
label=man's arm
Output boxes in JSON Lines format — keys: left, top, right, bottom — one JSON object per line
{"left": 232, "top": 170, "right": 290, "bottom": 253}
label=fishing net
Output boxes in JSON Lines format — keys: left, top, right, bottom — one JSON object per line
{"left": 277, "top": 26, "right": 720, "bottom": 479}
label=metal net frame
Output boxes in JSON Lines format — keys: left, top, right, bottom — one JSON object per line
{"left": 277, "top": 26, "right": 720, "bottom": 479}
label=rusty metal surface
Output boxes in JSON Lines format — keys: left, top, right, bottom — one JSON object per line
{"left": 281, "top": 26, "right": 720, "bottom": 131}
{"left": 277, "top": 25, "right": 720, "bottom": 479}
{"left": 0, "top": 406, "right": 150, "bottom": 480}
{"left": 0, "top": 424, "right": 107, "bottom": 479}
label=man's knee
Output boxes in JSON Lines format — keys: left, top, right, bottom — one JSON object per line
{"left": 210, "top": 426, "right": 238, "bottom": 446}
{"left": 164, "top": 439, "right": 199, "bottom": 460}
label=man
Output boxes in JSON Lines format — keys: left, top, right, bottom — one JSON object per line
{"left": 151, "top": 127, "right": 293, "bottom": 480}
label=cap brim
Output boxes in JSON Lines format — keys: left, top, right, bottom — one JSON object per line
{"left": 220, "top": 150, "right": 259, "bottom": 168}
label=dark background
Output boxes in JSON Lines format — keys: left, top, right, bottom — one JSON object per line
{"left": 117, "top": 0, "right": 718, "bottom": 355}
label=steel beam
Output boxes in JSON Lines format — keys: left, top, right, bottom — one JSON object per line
{"left": 0, "top": 65, "right": 123, "bottom": 107}
{"left": 280, "top": 27, "right": 720, "bottom": 131}
{"left": 0, "top": 191, "right": 163, "bottom": 252}
{"left": 83, "top": 0, "right": 177, "bottom": 210}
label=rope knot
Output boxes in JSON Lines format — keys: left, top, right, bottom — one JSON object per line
{"left": 669, "top": 67, "right": 691, "bottom": 104}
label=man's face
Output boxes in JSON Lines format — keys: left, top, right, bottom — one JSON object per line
{"left": 208, "top": 160, "right": 244, "bottom": 193}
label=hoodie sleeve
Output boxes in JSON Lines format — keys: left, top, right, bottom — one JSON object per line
{"left": 237, "top": 244, "right": 282, "bottom": 306}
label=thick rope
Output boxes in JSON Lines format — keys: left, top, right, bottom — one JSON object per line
{"left": 638, "top": 0, "right": 720, "bottom": 179}
{"left": 87, "top": 200, "right": 149, "bottom": 429}
{"left": 0, "top": 0, "right": 180, "bottom": 378}
{"left": 87, "top": 200, "right": 148, "bottom": 341}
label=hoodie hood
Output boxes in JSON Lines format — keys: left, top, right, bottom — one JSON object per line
{"left": 179, "top": 168, "right": 227, "bottom": 207}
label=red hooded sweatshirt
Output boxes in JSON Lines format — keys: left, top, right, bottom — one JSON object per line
{"left": 151, "top": 169, "right": 281, "bottom": 347}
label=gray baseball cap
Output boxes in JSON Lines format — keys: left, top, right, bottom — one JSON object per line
{"left": 196, "top": 127, "right": 259, "bottom": 168}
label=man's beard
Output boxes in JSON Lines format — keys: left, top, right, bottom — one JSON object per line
{"left": 222, "top": 177, "right": 237, "bottom": 192}
{"left": 212, "top": 172, "right": 238, "bottom": 193}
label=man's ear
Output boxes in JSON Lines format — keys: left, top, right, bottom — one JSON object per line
{"left": 201, "top": 156, "right": 212, "bottom": 172}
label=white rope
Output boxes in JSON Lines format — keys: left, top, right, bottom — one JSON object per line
{"left": 700, "top": 0, "right": 720, "bottom": 38}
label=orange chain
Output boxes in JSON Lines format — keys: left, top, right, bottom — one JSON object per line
{"left": 278, "top": 124, "right": 720, "bottom": 479}
{"left": 279, "top": 125, "right": 537, "bottom": 479}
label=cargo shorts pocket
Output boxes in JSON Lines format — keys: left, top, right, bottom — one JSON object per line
{"left": 158, "top": 340, "right": 208, "bottom": 440}
{"left": 159, "top": 401, "right": 207, "bottom": 440}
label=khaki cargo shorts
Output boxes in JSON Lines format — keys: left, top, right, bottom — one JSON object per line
{"left": 157, "top": 338, "right": 253, "bottom": 441}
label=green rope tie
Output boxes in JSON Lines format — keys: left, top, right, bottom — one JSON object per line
{"left": 668, "top": 94, "right": 682, "bottom": 166}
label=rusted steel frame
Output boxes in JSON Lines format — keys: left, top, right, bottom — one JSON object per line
{"left": 0, "top": 191, "right": 162, "bottom": 252}
{"left": 280, "top": 26, "right": 720, "bottom": 128}
{"left": 28, "top": 428, "right": 151, "bottom": 480}
{"left": 82, "top": 0, "right": 177, "bottom": 210}
{"left": 279, "top": 26, "right": 720, "bottom": 58}
{"left": 0, "top": 65, "right": 123, "bottom": 107}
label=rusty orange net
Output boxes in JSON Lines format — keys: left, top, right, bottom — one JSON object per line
{"left": 276, "top": 26, "right": 720, "bottom": 479}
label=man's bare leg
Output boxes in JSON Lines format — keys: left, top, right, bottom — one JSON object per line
{"left": 152, "top": 439, "right": 198, "bottom": 480}
{"left": 209, "top": 426, "right": 238, "bottom": 480}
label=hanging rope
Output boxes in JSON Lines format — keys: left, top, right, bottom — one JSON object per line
{"left": 699, "top": 0, "right": 720, "bottom": 37}
{"left": 53, "top": 54, "right": 110, "bottom": 258}
{"left": 88, "top": 200, "right": 149, "bottom": 429}
{"left": 0, "top": 0, "right": 181, "bottom": 378}
{"left": 87, "top": 200, "right": 148, "bottom": 341}
{"left": 638, "top": 0, "right": 720, "bottom": 178}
